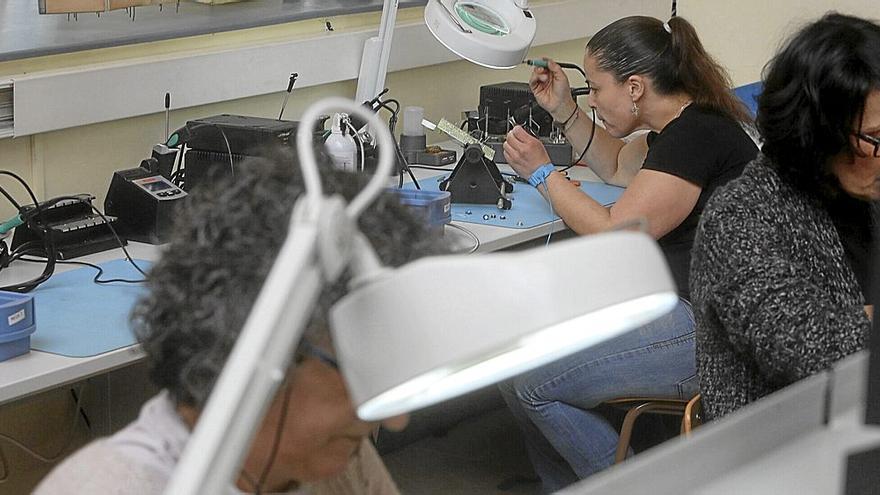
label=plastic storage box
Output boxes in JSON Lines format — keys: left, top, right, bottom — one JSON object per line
{"left": 0, "top": 291, "right": 36, "bottom": 362}
{"left": 387, "top": 188, "right": 452, "bottom": 233}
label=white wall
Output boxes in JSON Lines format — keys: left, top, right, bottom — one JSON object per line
{"left": 1, "top": 1, "right": 874, "bottom": 216}
{"left": 681, "top": 0, "right": 874, "bottom": 86}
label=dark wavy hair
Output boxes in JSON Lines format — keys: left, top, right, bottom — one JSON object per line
{"left": 587, "top": 16, "right": 751, "bottom": 123}
{"left": 131, "top": 149, "right": 449, "bottom": 408}
{"left": 758, "top": 13, "right": 880, "bottom": 199}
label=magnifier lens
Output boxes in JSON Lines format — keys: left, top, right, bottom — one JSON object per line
{"left": 454, "top": 2, "right": 510, "bottom": 36}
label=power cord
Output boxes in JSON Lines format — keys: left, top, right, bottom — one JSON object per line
{"left": 445, "top": 222, "right": 480, "bottom": 254}
{"left": 0, "top": 384, "right": 88, "bottom": 483}
{"left": 541, "top": 182, "right": 557, "bottom": 246}
{"left": 558, "top": 82, "right": 596, "bottom": 173}
{"left": 366, "top": 89, "right": 421, "bottom": 190}
{"left": 18, "top": 257, "right": 146, "bottom": 285}
{"left": 0, "top": 177, "right": 148, "bottom": 291}
{"left": 255, "top": 383, "right": 293, "bottom": 495}
{"left": 407, "top": 165, "right": 455, "bottom": 172}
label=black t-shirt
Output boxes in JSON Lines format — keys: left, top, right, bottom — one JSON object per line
{"left": 643, "top": 104, "right": 758, "bottom": 300}
{"left": 825, "top": 194, "right": 876, "bottom": 303}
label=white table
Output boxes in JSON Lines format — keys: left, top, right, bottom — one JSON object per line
{"left": 0, "top": 161, "right": 605, "bottom": 407}
{"left": 0, "top": 242, "right": 160, "bottom": 406}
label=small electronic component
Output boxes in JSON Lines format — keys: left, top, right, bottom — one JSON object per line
{"left": 422, "top": 118, "right": 496, "bottom": 161}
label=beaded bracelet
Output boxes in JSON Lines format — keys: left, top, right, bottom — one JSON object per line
{"left": 554, "top": 105, "right": 579, "bottom": 130}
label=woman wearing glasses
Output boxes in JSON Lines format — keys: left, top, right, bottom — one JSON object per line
{"left": 500, "top": 15, "right": 757, "bottom": 492}
{"left": 691, "top": 13, "right": 879, "bottom": 420}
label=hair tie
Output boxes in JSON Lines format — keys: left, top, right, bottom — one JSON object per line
{"left": 663, "top": 21, "right": 672, "bottom": 34}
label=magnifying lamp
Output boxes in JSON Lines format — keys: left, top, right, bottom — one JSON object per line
{"left": 164, "top": 95, "right": 677, "bottom": 493}
{"left": 424, "top": 0, "right": 537, "bottom": 69}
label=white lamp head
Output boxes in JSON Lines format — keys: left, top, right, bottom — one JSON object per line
{"left": 424, "top": 0, "right": 537, "bottom": 69}
{"left": 331, "top": 231, "right": 678, "bottom": 421}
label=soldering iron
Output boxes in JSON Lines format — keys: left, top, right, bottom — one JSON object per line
{"left": 524, "top": 59, "right": 588, "bottom": 79}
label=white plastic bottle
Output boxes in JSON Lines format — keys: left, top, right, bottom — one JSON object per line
{"left": 324, "top": 114, "right": 357, "bottom": 172}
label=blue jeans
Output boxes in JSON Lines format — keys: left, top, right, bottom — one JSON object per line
{"left": 499, "top": 298, "right": 698, "bottom": 493}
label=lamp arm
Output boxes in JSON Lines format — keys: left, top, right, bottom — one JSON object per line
{"left": 296, "top": 97, "right": 396, "bottom": 220}
{"left": 374, "top": 0, "right": 399, "bottom": 98}
{"left": 354, "top": 0, "right": 400, "bottom": 103}
{"left": 347, "top": 232, "right": 390, "bottom": 290}
{"left": 164, "top": 217, "right": 327, "bottom": 495}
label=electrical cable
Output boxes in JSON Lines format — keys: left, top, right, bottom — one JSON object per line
{"left": 0, "top": 224, "right": 56, "bottom": 293}
{"left": 69, "top": 389, "right": 92, "bottom": 431}
{"left": 541, "top": 64, "right": 592, "bottom": 172}
{"left": 557, "top": 61, "right": 587, "bottom": 79}
{"left": 0, "top": 444, "right": 7, "bottom": 484}
{"left": 0, "top": 385, "right": 86, "bottom": 466}
{"left": 398, "top": 147, "right": 421, "bottom": 190}
{"left": 407, "top": 165, "right": 455, "bottom": 172}
{"left": 18, "top": 257, "right": 146, "bottom": 285}
{"left": 169, "top": 145, "right": 184, "bottom": 188}
{"left": 0, "top": 193, "right": 147, "bottom": 291}
{"left": 88, "top": 205, "right": 149, "bottom": 279}
{"left": 557, "top": 82, "right": 596, "bottom": 173}
{"left": 173, "top": 123, "right": 235, "bottom": 187}
{"left": 255, "top": 383, "right": 293, "bottom": 495}
{"left": 372, "top": 94, "right": 420, "bottom": 190}
{"left": 558, "top": 106, "right": 597, "bottom": 173}
{"left": 0, "top": 185, "right": 20, "bottom": 211}
{"left": 445, "top": 222, "right": 480, "bottom": 254}
{"left": 541, "top": 182, "right": 556, "bottom": 246}
{"left": 172, "top": 144, "right": 189, "bottom": 189}
{"left": 0, "top": 171, "right": 39, "bottom": 207}
{"left": 215, "top": 124, "right": 235, "bottom": 180}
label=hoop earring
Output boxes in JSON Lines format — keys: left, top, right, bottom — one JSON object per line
{"left": 631, "top": 101, "right": 639, "bottom": 116}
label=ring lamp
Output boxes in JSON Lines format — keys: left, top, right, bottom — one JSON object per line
{"left": 425, "top": 0, "right": 537, "bottom": 69}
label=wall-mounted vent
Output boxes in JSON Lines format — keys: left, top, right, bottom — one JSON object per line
{"left": 0, "top": 82, "right": 12, "bottom": 139}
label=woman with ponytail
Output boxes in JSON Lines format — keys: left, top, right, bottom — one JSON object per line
{"left": 500, "top": 16, "right": 757, "bottom": 492}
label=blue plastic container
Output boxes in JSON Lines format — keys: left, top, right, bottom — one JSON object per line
{"left": 0, "top": 291, "right": 35, "bottom": 362}
{"left": 387, "top": 188, "right": 452, "bottom": 233}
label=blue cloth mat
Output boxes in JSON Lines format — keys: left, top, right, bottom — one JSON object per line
{"left": 29, "top": 259, "right": 151, "bottom": 357}
{"left": 408, "top": 174, "right": 624, "bottom": 229}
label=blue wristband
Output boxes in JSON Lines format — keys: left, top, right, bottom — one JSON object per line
{"left": 527, "top": 163, "right": 556, "bottom": 187}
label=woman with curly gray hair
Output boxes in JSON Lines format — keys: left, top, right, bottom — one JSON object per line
{"left": 34, "top": 148, "right": 448, "bottom": 494}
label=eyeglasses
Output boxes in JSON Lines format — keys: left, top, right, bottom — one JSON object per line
{"left": 854, "top": 132, "right": 880, "bottom": 157}
{"left": 297, "top": 340, "right": 339, "bottom": 369}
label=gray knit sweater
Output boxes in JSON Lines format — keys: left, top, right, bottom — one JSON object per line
{"left": 690, "top": 155, "right": 871, "bottom": 419}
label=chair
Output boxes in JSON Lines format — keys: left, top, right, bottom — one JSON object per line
{"left": 605, "top": 394, "right": 702, "bottom": 463}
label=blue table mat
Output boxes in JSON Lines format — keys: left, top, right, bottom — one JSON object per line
{"left": 408, "top": 174, "right": 625, "bottom": 229}
{"left": 29, "top": 259, "right": 151, "bottom": 357}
